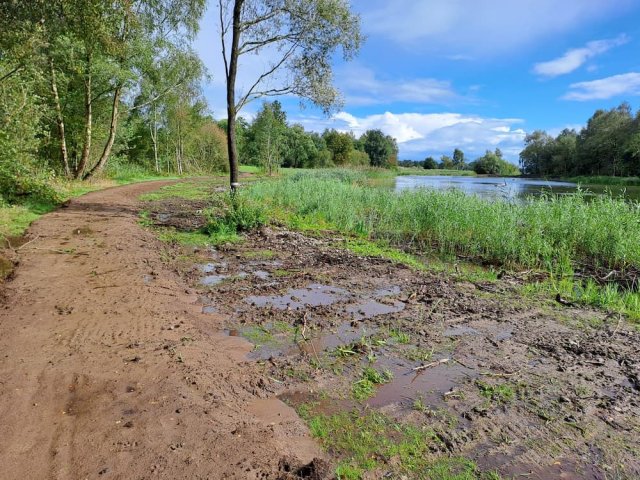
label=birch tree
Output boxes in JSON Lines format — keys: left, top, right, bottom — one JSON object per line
{"left": 217, "top": 0, "right": 362, "bottom": 189}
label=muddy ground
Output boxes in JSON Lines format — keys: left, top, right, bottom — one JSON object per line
{"left": 148, "top": 190, "right": 640, "bottom": 479}
{"left": 1, "top": 180, "right": 638, "bottom": 479}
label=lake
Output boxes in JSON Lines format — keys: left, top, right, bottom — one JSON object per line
{"left": 395, "top": 175, "right": 640, "bottom": 202}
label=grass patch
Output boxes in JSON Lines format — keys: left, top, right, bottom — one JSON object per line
{"left": 477, "top": 381, "right": 516, "bottom": 404}
{"left": 299, "top": 408, "right": 499, "bottom": 479}
{"left": 156, "top": 229, "right": 214, "bottom": 247}
{"left": 352, "top": 366, "right": 393, "bottom": 400}
{"left": 241, "top": 249, "right": 276, "bottom": 260}
{"left": 565, "top": 175, "right": 640, "bottom": 187}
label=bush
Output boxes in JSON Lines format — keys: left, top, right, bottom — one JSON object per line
{"left": 204, "top": 193, "right": 266, "bottom": 235}
{"left": 0, "top": 156, "right": 60, "bottom": 204}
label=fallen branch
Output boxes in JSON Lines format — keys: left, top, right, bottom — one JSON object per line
{"left": 413, "top": 358, "right": 449, "bottom": 371}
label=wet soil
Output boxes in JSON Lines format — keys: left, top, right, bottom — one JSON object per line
{"left": 0, "top": 181, "right": 322, "bottom": 480}
{"left": 168, "top": 221, "right": 639, "bottom": 479}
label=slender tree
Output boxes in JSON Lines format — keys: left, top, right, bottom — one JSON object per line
{"left": 217, "top": 0, "right": 362, "bottom": 189}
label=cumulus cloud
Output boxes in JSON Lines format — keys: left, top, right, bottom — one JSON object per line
{"left": 358, "top": 0, "right": 635, "bottom": 56}
{"left": 563, "top": 72, "right": 640, "bottom": 100}
{"left": 533, "top": 34, "right": 629, "bottom": 77}
{"left": 291, "top": 111, "right": 527, "bottom": 161}
{"left": 337, "top": 65, "right": 459, "bottom": 106}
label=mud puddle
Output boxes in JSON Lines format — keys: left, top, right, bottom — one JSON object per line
{"left": 368, "top": 357, "right": 477, "bottom": 409}
{"left": 246, "top": 284, "right": 351, "bottom": 310}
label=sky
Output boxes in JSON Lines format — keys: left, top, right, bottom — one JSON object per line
{"left": 194, "top": 0, "right": 640, "bottom": 163}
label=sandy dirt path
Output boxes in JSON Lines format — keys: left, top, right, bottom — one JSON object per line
{"left": 0, "top": 181, "right": 322, "bottom": 480}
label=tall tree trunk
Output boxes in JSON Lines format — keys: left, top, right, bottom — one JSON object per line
{"left": 49, "top": 57, "right": 70, "bottom": 177}
{"left": 76, "top": 54, "right": 92, "bottom": 179}
{"left": 84, "top": 85, "right": 122, "bottom": 180}
{"left": 150, "top": 103, "right": 159, "bottom": 172}
{"left": 226, "top": 0, "right": 243, "bottom": 191}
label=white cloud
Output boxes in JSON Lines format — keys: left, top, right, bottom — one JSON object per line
{"left": 533, "top": 35, "right": 629, "bottom": 77}
{"left": 291, "top": 111, "right": 526, "bottom": 161}
{"left": 357, "top": 0, "right": 635, "bottom": 56}
{"left": 337, "top": 65, "right": 458, "bottom": 106}
{"left": 563, "top": 72, "right": 640, "bottom": 100}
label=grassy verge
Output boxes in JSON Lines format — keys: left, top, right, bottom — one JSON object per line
{"left": 564, "top": 175, "right": 640, "bottom": 187}
{"left": 242, "top": 169, "right": 640, "bottom": 319}
{"left": 297, "top": 406, "right": 500, "bottom": 479}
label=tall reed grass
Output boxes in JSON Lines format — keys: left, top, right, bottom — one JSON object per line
{"left": 245, "top": 170, "right": 640, "bottom": 274}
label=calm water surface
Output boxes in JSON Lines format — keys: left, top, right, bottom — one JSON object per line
{"left": 395, "top": 175, "right": 640, "bottom": 202}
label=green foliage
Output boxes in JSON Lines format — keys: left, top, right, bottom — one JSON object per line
{"left": 300, "top": 408, "right": 495, "bottom": 479}
{"left": 352, "top": 367, "right": 392, "bottom": 400}
{"left": 471, "top": 149, "right": 520, "bottom": 175}
{"left": 204, "top": 193, "right": 266, "bottom": 237}
{"left": 423, "top": 156, "right": 438, "bottom": 169}
{"left": 361, "top": 129, "right": 398, "bottom": 167}
{"left": 520, "top": 103, "right": 640, "bottom": 177}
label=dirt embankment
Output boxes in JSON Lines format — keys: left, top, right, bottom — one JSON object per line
{"left": 0, "top": 181, "right": 323, "bottom": 480}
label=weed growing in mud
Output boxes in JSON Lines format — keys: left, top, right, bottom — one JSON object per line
{"left": 352, "top": 367, "right": 393, "bottom": 400}
{"left": 404, "top": 346, "right": 435, "bottom": 362}
{"left": 204, "top": 193, "right": 266, "bottom": 235}
{"left": 523, "top": 277, "right": 640, "bottom": 323}
{"left": 390, "top": 328, "right": 411, "bottom": 344}
{"left": 297, "top": 407, "right": 500, "bottom": 479}
{"left": 241, "top": 249, "right": 276, "bottom": 260}
{"left": 477, "top": 381, "right": 515, "bottom": 404}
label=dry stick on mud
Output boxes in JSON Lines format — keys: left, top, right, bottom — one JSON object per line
{"left": 413, "top": 358, "right": 450, "bottom": 371}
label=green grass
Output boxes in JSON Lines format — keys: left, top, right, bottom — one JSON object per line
{"left": 565, "top": 175, "right": 640, "bottom": 187}
{"left": 477, "top": 381, "right": 516, "bottom": 404}
{"left": 352, "top": 366, "right": 393, "bottom": 400}
{"left": 244, "top": 169, "right": 640, "bottom": 319}
{"left": 299, "top": 408, "right": 500, "bottom": 479}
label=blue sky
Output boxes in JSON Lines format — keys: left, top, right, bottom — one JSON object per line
{"left": 194, "top": 0, "right": 640, "bottom": 163}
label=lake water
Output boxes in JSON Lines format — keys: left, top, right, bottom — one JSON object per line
{"left": 395, "top": 175, "right": 640, "bottom": 202}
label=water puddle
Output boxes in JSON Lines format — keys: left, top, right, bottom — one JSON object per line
{"left": 253, "top": 270, "right": 271, "bottom": 280}
{"left": 444, "top": 325, "right": 480, "bottom": 337}
{"left": 245, "top": 284, "right": 351, "bottom": 310}
{"left": 200, "top": 262, "right": 227, "bottom": 274}
{"left": 372, "top": 286, "right": 402, "bottom": 298}
{"left": 296, "top": 322, "right": 374, "bottom": 355}
{"left": 279, "top": 390, "right": 357, "bottom": 416}
{"left": 346, "top": 299, "right": 405, "bottom": 320}
{"left": 156, "top": 212, "right": 172, "bottom": 223}
{"left": 201, "top": 274, "right": 228, "bottom": 286}
{"left": 477, "top": 454, "right": 604, "bottom": 480}
{"left": 368, "top": 356, "right": 477, "bottom": 408}
{"left": 201, "top": 271, "right": 247, "bottom": 286}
